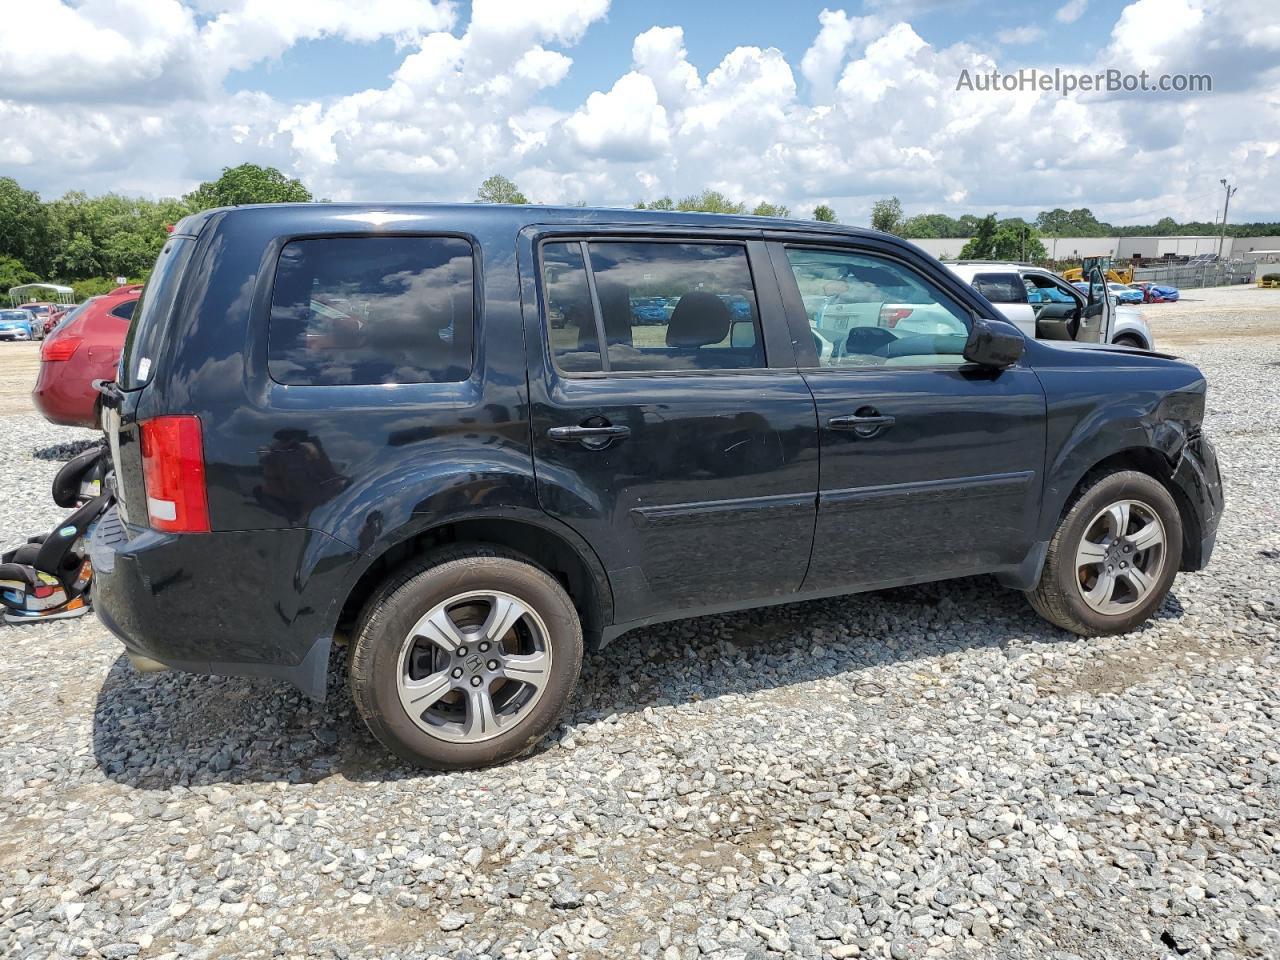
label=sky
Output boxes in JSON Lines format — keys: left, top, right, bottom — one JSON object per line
{"left": 1, "top": 0, "right": 1277, "bottom": 227}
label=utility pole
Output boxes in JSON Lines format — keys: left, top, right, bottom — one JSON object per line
{"left": 1218, "top": 178, "right": 1237, "bottom": 260}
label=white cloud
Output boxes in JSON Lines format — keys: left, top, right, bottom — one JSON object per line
{"left": 0, "top": 0, "right": 1277, "bottom": 226}
{"left": 564, "top": 73, "right": 670, "bottom": 160}
{"left": 1055, "top": 0, "right": 1088, "bottom": 23}
{"left": 0, "top": 0, "right": 456, "bottom": 102}
{"left": 632, "top": 26, "right": 700, "bottom": 105}
{"left": 996, "top": 26, "right": 1046, "bottom": 45}
{"left": 800, "top": 9, "right": 885, "bottom": 105}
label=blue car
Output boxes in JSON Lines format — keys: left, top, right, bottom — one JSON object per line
{"left": 1107, "top": 283, "right": 1145, "bottom": 305}
{"left": 0, "top": 309, "right": 34, "bottom": 341}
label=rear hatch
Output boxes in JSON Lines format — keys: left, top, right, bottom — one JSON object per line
{"left": 101, "top": 234, "right": 197, "bottom": 532}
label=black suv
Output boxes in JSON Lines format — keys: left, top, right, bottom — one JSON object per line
{"left": 91, "top": 204, "right": 1223, "bottom": 769}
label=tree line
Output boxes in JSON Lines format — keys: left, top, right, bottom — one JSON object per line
{"left": 868, "top": 195, "right": 1280, "bottom": 262}
{"left": 0, "top": 164, "right": 311, "bottom": 300}
{"left": 6, "top": 166, "right": 1272, "bottom": 300}
{"left": 476, "top": 174, "right": 837, "bottom": 222}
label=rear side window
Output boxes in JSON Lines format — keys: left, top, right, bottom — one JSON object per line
{"left": 540, "top": 240, "right": 764, "bottom": 374}
{"left": 971, "top": 272, "right": 1028, "bottom": 304}
{"left": 110, "top": 300, "right": 136, "bottom": 320}
{"left": 268, "top": 236, "right": 474, "bottom": 386}
{"left": 120, "top": 236, "right": 195, "bottom": 389}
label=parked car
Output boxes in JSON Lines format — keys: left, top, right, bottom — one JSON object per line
{"left": 1106, "top": 283, "right": 1145, "bottom": 305}
{"left": 14, "top": 302, "right": 57, "bottom": 339}
{"left": 1133, "top": 281, "right": 1180, "bottom": 303}
{"left": 946, "top": 262, "right": 1153, "bottom": 349}
{"left": 0, "top": 309, "right": 35, "bottom": 341}
{"left": 33, "top": 287, "right": 139, "bottom": 428}
{"left": 91, "top": 205, "right": 1223, "bottom": 769}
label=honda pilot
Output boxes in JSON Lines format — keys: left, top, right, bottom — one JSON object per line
{"left": 91, "top": 204, "right": 1223, "bottom": 769}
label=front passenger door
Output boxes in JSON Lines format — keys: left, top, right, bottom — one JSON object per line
{"left": 773, "top": 242, "right": 1047, "bottom": 593}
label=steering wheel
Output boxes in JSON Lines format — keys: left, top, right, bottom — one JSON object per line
{"left": 845, "top": 326, "right": 898, "bottom": 356}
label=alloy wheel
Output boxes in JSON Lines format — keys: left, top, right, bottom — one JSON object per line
{"left": 1074, "top": 499, "right": 1167, "bottom": 615}
{"left": 396, "top": 590, "right": 553, "bottom": 743}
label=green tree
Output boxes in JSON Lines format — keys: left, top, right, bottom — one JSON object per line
{"left": 184, "top": 163, "right": 312, "bottom": 210}
{"left": 958, "top": 214, "right": 999, "bottom": 258}
{"left": 56, "top": 231, "right": 102, "bottom": 278}
{"left": 636, "top": 196, "right": 674, "bottom": 210}
{"left": 751, "top": 201, "right": 790, "bottom": 218}
{"left": 870, "top": 196, "right": 903, "bottom": 234}
{"left": 812, "top": 204, "right": 837, "bottom": 222}
{"left": 991, "top": 221, "right": 1047, "bottom": 261}
{"left": 676, "top": 190, "right": 745, "bottom": 214}
{"left": 1064, "top": 207, "right": 1108, "bottom": 236}
{"left": 0, "top": 177, "right": 52, "bottom": 276}
{"left": 1035, "top": 208, "right": 1072, "bottom": 235}
{"left": 900, "top": 215, "right": 938, "bottom": 239}
{"left": 0, "top": 254, "right": 38, "bottom": 292}
{"left": 476, "top": 174, "right": 529, "bottom": 204}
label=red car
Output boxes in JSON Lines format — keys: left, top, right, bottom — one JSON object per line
{"left": 33, "top": 286, "right": 140, "bottom": 428}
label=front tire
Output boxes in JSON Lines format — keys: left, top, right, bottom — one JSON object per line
{"left": 1026, "top": 470, "right": 1182, "bottom": 635}
{"left": 350, "top": 546, "right": 583, "bottom": 769}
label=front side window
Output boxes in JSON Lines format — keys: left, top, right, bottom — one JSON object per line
{"left": 541, "top": 240, "right": 764, "bottom": 373}
{"left": 268, "top": 236, "right": 474, "bottom": 386}
{"left": 785, "top": 248, "right": 970, "bottom": 367}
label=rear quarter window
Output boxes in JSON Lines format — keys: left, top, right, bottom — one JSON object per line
{"left": 971, "top": 272, "right": 1028, "bottom": 304}
{"left": 267, "top": 236, "right": 474, "bottom": 386}
{"left": 119, "top": 236, "right": 195, "bottom": 389}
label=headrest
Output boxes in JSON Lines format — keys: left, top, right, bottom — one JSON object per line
{"left": 666, "top": 292, "right": 731, "bottom": 348}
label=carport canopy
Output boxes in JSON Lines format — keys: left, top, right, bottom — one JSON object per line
{"left": 9, "top": 283, "right": 76, "bottom": 307}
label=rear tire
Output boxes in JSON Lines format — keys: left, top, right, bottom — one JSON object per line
{"left": 349, "top": 545, "right": 582, "bottom": 770}
{"left": 1026, "top": 470, "right": 1182, "bottom": 636}
{"left": 1112, "top": 334, "right": 1144, "bottom": 348}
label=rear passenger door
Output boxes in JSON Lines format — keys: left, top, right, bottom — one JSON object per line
{"left": 519, "top": 231, "right": 818, "bottom": 624}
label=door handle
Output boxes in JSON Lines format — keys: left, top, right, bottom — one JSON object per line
{"left": 829, "top": 410, "right": 896, "bottom": 438}
{"left": 547, "top": 422, "right": 631, "bottom": 448}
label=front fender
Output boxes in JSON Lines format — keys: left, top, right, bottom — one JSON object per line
{"left": 1032, "top": 347, "right": 1206, "bottom": 541}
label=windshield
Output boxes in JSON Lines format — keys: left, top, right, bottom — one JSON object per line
{"left": 0, "top": 311, "right": 30, "bottom": 323}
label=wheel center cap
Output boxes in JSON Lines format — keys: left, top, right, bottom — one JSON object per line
{"left": 464, "top": 653, "right": 482, "bottom": 672}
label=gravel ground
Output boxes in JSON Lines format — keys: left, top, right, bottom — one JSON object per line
{"left": 1, "top": 292, "right": 1277, "bottom": 960}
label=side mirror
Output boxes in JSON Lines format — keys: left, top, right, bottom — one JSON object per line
{"left": 964, "top": 316, "right": 1024, "bottom": 368}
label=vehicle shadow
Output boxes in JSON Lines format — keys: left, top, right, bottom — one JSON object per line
{"left": 91, "top": 576, "right": 1187, "bottom": 789}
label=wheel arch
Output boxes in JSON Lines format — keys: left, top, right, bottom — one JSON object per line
{"left": 1045, "top": 446, "right": 1202, "bottom": 571}
{"left": 334, "top": 513, "right": 614, "bottom": 650}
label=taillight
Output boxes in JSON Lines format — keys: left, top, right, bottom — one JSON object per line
{"left": 880, "top": 307, "right": 914, "bottom": 328}
{"left": 41, "top": 336, "right": 81, "bottom": 361}
{"left": 139, "top": 416, "right": 210, "bottom": 533}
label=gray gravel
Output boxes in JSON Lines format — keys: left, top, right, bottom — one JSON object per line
{"left": 1, "top": 309, "right": 1278, "bottom": 960}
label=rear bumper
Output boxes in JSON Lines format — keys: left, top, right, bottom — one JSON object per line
{"left": 1171, "top": 433, "right": 1224, "bottom": 571}
{"left": 89, "top": 506, "right": 350, "bottom": 699}
{"left": 32, "top": 364, "right": 100, "bottom": 428}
